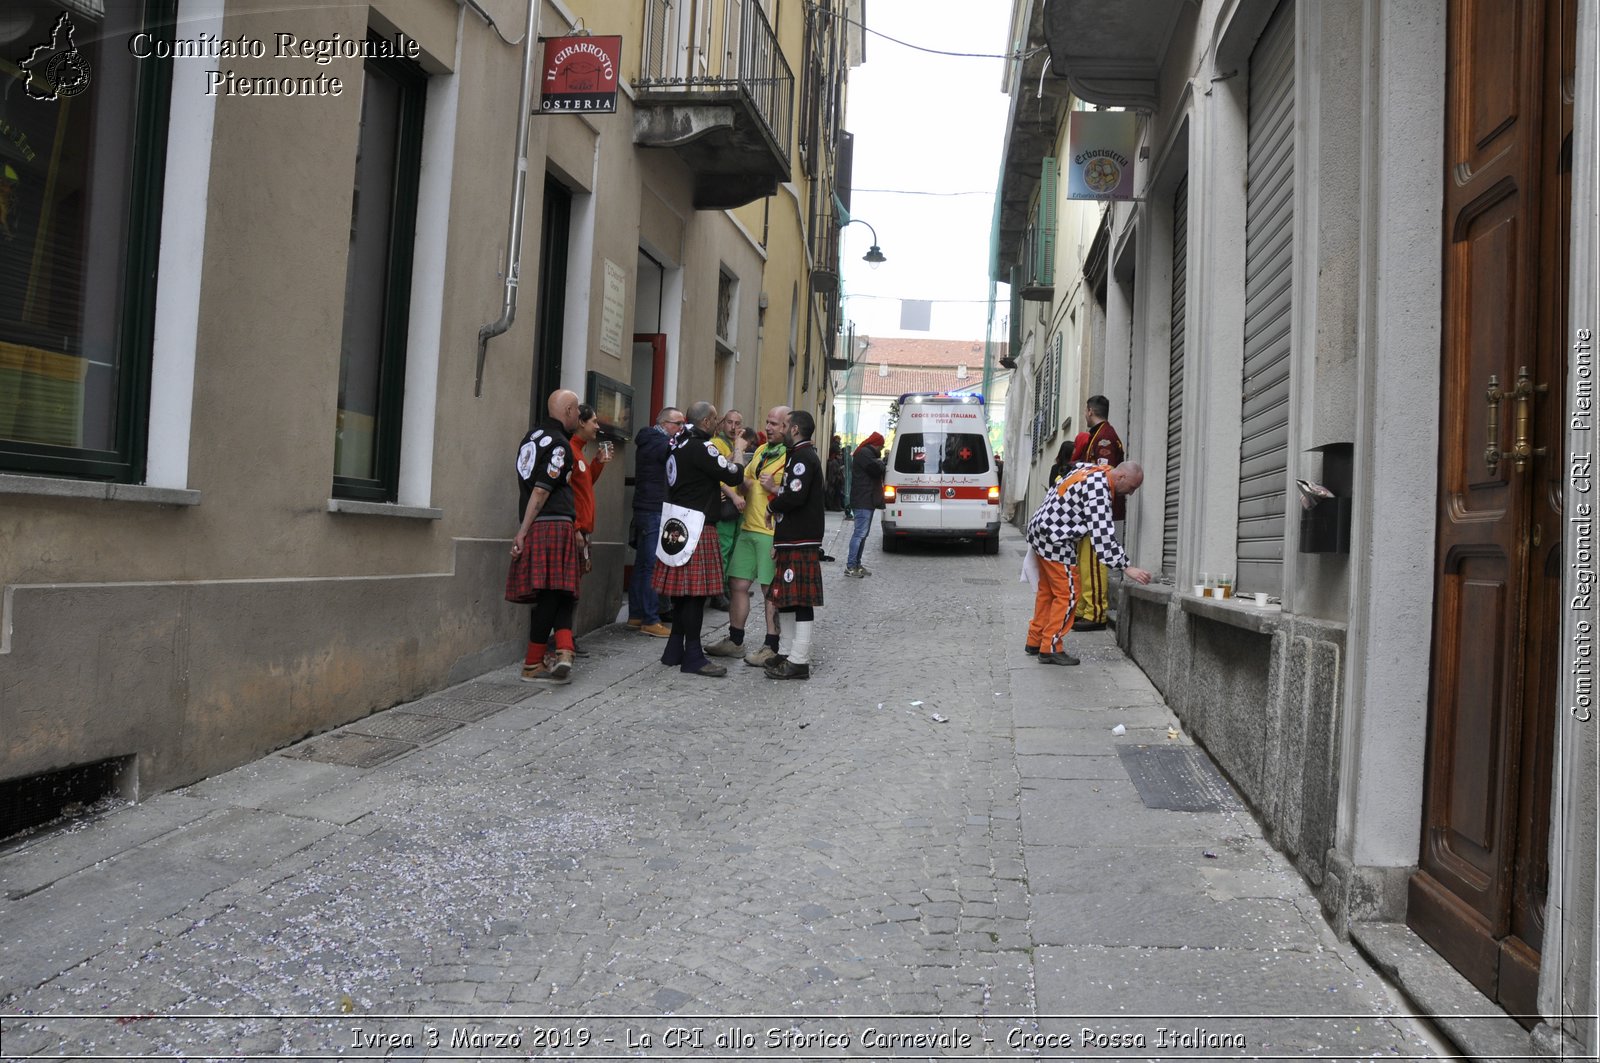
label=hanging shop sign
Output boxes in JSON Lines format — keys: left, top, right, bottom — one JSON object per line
{"left": 540, "top": 35, "right": 622, "bottom": 113}
{"left": 1066, "top": 111, "right": 1140, "bottom": 200}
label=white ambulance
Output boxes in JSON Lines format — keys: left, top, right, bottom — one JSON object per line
{"left": 880, "top": 392, "right": 1002, "bottom": 555}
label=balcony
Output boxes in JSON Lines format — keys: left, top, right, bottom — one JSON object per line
{"left": 633, "top": 0, "right": 795, "bottom": 210}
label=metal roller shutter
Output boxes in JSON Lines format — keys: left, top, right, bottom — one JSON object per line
{"left": 1237, "top": 0, "right": 1294, "bottom": 597}
{"left": 1163, "top": 175, "right": 1187, "bottom": 577}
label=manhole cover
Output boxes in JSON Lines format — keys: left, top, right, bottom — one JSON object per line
{"left": 399, "top": 697, "right": 514, "bottom": 723}
{"left": 1115, "top": 744, "right": 1238, "bottom": 812}
{"left": 453, "top": 681, "right": 535, "bottom": 704}
{"left": 346, "top": 713, "right": 462, "bottom": 744}
{"left": 280, "top": 731, "right": 415, "bottom": 769}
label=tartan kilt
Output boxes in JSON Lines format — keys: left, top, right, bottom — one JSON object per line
{"left": 769, "top": 547, "right": 825, "bottom": 608}
{"left": 505, "top": 518, "right": 580, "bottom": 602}
{"left": 653, "top": 533, "right": 725, "bottom": 598}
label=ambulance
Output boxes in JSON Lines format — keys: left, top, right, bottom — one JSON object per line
{"left": 880, "top": 392, "right": 1002, "bottom": 554}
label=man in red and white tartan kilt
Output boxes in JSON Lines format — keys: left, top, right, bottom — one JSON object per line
{"left": 652, "top": 400, "right": 746, "bottom": 676}
{"left": 511, "top": 389, "right": 584, "bottom": 684}
{"left": 761, "top": 409, "right": 826, "bottom": 680}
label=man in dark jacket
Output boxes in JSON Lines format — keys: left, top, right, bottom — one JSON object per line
{"left": 652, "top": 401, "right": 746, "bottom": 676}
{"left": 845, "top": 431, "right": 887, "bottom": 577}
{"left": 761, "top": 410, "right": 825, "bottom": 680}
{"left": 629, "top": 407, "right": 685, "bottom": 636}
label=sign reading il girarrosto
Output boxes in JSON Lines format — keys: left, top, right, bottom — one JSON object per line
{"left": 128, "top": 31, "right": 419, "bottom": 97}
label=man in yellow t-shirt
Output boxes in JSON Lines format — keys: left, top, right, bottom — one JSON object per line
{"left": 707, "top": 406, "right": 790, "bottom": 663}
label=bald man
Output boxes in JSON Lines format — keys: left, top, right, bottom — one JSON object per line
{"left": 1023, "top": 460, "right": 1153, "bottom": 666}
{"left": 510, "top": 388, "right": 585, "bottom": 683}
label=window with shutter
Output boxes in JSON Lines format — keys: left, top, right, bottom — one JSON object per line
{"left": 1237, "top": 0, "right": 1294, "bottom": 597}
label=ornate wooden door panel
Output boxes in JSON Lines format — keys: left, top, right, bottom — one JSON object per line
{"left": 1411, "top": 0, "right": 1573, "bottom": 1023}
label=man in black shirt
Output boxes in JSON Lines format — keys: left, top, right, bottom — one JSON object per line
{"left": 652, "top": 400, "right": 746, "bottom": 676}
{"left": 511, "top": 389, "right": 584, "bottom": 683}
{"left": 761, "top": 409, "right": 825, "bottom": 680}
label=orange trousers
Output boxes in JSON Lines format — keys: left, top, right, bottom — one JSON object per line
{"left": 1027, "top": 557, "right": 1079, "bottom": 653}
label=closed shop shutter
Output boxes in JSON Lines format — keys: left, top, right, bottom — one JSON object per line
{"left": 1163, "top": 174, "right": 1188, "bottom": 577}
{"left": 1237, "top": 0, "right": 1294, "bottom": 597}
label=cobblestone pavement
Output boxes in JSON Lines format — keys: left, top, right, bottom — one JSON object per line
{"left": 0, "top": 515, "right": 1441, "bottom": 1060}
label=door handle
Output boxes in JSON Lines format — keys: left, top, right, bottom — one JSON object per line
{"left": 1510, "top": 364, "right": 1549, "bottom": 471}
{"left": 1485, "top": 374, "right": 1504, "bottom": 475}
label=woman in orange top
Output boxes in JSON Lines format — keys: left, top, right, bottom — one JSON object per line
{"left": 568, "top": 405, "right": 612, "bottom": 652}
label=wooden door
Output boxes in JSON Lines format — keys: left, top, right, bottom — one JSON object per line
{"left": 1410, "top": 0, "right": 1574, "bottom": 1025}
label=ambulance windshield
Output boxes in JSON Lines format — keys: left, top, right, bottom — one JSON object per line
{"left": 892, "top": 432, "right": 990, "bottom": 475}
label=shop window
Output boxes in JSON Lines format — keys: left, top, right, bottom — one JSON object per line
{"left": 0, "top": 0, "right": 174, "bottom": 481}
{"left": 333, "top": 43, "right": 426, "bottom": 501}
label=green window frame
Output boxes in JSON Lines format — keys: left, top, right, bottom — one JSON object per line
{"left": 0, "top": 0, "right": 175, "bottom": 482}
{"left": 332, "top": 42, "right": 426, "bottom": 503}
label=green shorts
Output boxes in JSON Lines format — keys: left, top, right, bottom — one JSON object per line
{"left": 717, "top": 518, "right": 739, "bottom": 565}
{"left": 726, "top": 530, "right": 775, "bottom": 585}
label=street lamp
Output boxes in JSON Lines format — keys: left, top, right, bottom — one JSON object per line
{"left": 844, "top": 218, "right": 888, "bottom": 268}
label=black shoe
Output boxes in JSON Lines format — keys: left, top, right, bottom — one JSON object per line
{"left": 1037, "top": 651, "right": 1080, "bottom": 666}
{"left": 762, "top": 654, "right": 790, "bottom": 674}
{"left": 683, "top": 661, "right": 727, "bottom": 677}
{"left": 765, "top": 658, "right": 810, "bottom": 680}
{"left": 819, "top": 553, "right": 836, "bottom": 563}
{"left": 1024, "top": 645, "right": 1039, "bottom": 655}
{"left": 1074, "top": 620, "right": 1107, "bottom": 632}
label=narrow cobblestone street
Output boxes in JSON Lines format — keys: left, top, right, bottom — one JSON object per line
{"left": 1, "top": 515, "right": 1439, "bottom": 1060}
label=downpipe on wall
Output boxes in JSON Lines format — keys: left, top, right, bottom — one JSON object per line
{"left": 475, "top": 0, "right": 540, "bottom": 397}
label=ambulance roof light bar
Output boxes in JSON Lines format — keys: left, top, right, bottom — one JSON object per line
{"left": 898, "top": 392, "right": 985, "bottom": 406}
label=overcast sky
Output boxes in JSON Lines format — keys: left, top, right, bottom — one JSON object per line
{"left": 838, "top": 1, "right": 1014, "bottom": 348}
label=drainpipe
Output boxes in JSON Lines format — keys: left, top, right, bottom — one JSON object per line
{"left": 476, "top": 0, "right": 541, "bottom": 397}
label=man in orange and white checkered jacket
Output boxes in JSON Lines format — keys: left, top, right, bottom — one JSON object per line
{"left": 1024, "top": 461, "right": 1153, "bottom": 666}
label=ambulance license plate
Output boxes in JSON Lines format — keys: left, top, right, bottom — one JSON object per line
{"left": 898, "top": 488, "right": 937, "bottom": 502}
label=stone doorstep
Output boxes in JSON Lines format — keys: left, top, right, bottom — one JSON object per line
{"left": 1349, "top": 921, "right": 1535, "bottom": 1062}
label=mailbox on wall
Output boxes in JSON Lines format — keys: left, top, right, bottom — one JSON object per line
{"left": 1299, "top": 442, "right": 1352, "bottom": 554}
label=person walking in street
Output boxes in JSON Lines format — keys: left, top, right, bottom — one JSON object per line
{"left": 761, "top": 409, "right": 825, "bottom": 680}
{"left": 845, "top": 431, "right": 887, "bottom": 577}
{"left": 652, "top": 401, "right": 747, "bottom": 676}
{"left": 1071, "top": 395, "right": 1126, "bottom": 631}
{"left": 510, "top": 389, "right": 585, "bottom": 684}
{"left": 629, "top": 407, "right": 685, "bottom": 637}
{"left": 1024, "top": 460, "right": 1153, "bottom": 666}
{"left": 709, "top": 407, "right": 789, "bottom": 663}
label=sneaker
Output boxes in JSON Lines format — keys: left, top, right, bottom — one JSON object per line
{"left": 521, "top": 660, "right": 571, "bottom": 684}
{"left": 1037, "top": 651, "right": 1080, "bottom": 666}
{"left": 855, "top": 565, "right": 871, "bottom": 577}
{"left": 765, "top": 658, "right": 810, "bottom": 680}
{"left": 640, "top": 622, "right": 671, "bottom": 638}
{"left": 844, "top": 566, "right": 863, "bottom": 578}
{"left": 626, "top": 618, "right": 644, "bottom": 629}
{"left": 548, "top": 650, "right": 574, "bottom": 680}
{"left": 706, "top": 637, "right": 744, "bottom": 658}
{"left": 744, "top": 645, "right": 778, "bottom": 667}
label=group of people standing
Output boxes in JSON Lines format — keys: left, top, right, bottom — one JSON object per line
{"left": 507, "top": 388, "right": 1151, "bottom": 684}
{"left": 508, "top": 392, "right": 828, "bottom": 686}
